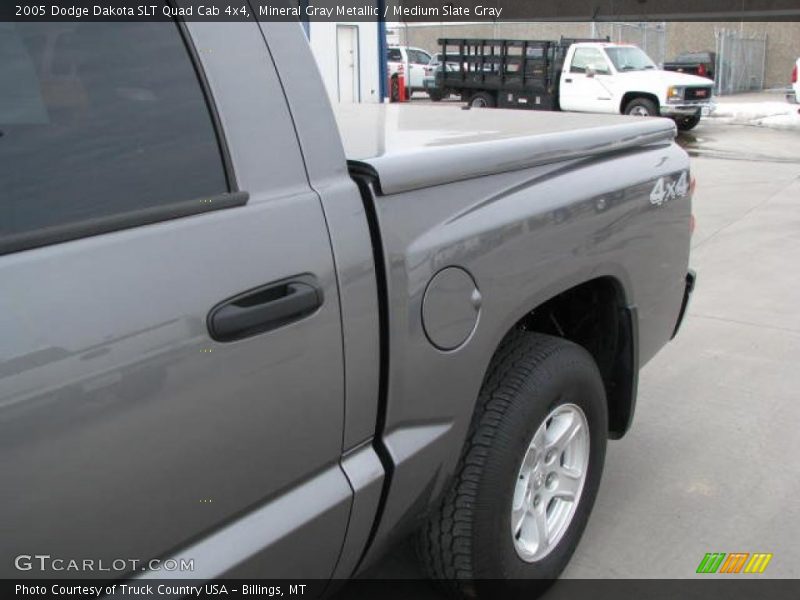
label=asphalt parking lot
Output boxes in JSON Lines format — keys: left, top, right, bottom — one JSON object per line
{"left": 358, "top": 106, "right": 800, "bottom": 584}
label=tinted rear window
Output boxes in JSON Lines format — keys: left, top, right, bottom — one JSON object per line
{"left": 0, "top": 22, "right": 228, "bottom": 241}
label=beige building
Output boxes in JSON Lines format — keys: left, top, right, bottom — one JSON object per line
{"left": 394, "top": 21, "right": 799, "bottom": 90}
{"left": 666, "top": 22, "right": 798, "bottom": 89}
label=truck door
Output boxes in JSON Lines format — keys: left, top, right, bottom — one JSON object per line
{"left": 336, "top": 25, "right": 359, "bottom": 102}
{"left": 407, "top": 48, "right": 432, "bottom": 90}
{"left": 559, "top": 46, "right": 616, "bottom": 113}
{"left": 0, "top": 21, "right": 349, "bottom": 579}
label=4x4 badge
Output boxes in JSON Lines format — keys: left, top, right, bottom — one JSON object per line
{"left": 651, "top": 171, "right": 690, "bottom": 206}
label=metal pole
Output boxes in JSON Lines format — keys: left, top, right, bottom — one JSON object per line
{"left": 722, "top": 29, "right": 733, "bottom": 94}
{"left": 642, "top": 23, "right": 647, "bottom": 56}
{"left": 721, "top": 32, "right": 724, "bottom": 96}
{"left": 715, "top": 29, "right": 724, "bottom": 95}
{"left": 728, "top": 29, "right": 732, "bottom": 94}
{"left": 377, "top": 0, "right": 388, "bottom": 101}
{"left": 714, "top": 30, "right": 720, "bottom": 95}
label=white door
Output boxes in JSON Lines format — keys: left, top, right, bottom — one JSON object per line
{"left": 337, "top": 25, "right": 359, "bottom": 103}
{"left": 406, "top": 48, "right": 431, "bottom": 91}
{"left": 559, "top": 47, "right": 616, "bottom": 113}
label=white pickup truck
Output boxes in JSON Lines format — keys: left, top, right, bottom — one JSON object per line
{"left": 387, "top": 45, "right": 432, "bottom": 99}
{"left": 437, "top": 39, "right": 716, "bottom": 131}
{"left": 559, "top": 42, "right": 715, "bottom": 130}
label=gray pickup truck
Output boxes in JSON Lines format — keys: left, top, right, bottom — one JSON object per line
{"left": 1, "top": 20, "right": 694, "bottom": 597}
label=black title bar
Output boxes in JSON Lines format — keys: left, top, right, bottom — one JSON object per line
{"left": 3, "top": 0, "right": 800, "bottom": 22}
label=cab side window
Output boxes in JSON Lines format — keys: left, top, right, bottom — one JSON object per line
{"left": 407, "top": 49, "right": 431, "bottom": 65}
{"left": 0, "top": 22, "right": 229, "bottom": 253}
{"left": 570, "top": 48, "right": 611, "bottom": 74}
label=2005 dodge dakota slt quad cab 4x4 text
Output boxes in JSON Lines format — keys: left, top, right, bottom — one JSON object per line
{"left": 0, "top": 19, "right": 695, "bottom": 598}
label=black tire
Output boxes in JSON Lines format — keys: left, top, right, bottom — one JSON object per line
{"left": 417, "top": 331, "right": 608, "bottom": 599}
{"left": 390, "top": 76, "right": 399, "bottom": 103}
{"left": 624, "top": 97, "right": 659, "bottom": 117}
{"left": 676, "top": 114, "right": 701, "bottom": 131}
{"left": 468, "top": 91, "right": 496, "bottom": 108}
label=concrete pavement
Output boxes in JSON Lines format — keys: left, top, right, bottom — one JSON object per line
{"left": 564, "top": 120, "right": 800, "bottom": 578}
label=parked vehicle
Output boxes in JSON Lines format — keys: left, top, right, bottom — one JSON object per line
{"left": 423, "top": 53, "right": 458, "bottom": 100}
{"left": 1, "top": 21, "right": 695, "bottom": 597}
{"left": 788, "top": 57, "right": 800, "bottom": 103}
{"left": 387, "top": 45, "right": 432, "bottom": 100}
{"left": 436, "top": 38, "right": 715, "bottom": 131}
{"left": 663, "top": 51, "right": 717, "bottom": 80}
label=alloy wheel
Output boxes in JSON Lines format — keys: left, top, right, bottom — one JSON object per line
{"left": 511, "top": 403, "right": 590, "bottom": 562}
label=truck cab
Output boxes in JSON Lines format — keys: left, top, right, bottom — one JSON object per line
{"left": 387, "top": 45, "right": 433, "bottom": 97}
{"left": 559, "top": 42, "right": 715, "bottom": 130}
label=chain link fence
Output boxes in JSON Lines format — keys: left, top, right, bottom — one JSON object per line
{"left": 714, "top": 29, "right": 768, "bottom": 95}
{"left": 591, "top": 22, "right": 667, "bottom": 66}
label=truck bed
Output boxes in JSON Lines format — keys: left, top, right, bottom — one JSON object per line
{"left": 334, "top": 103, "right": 677, "bottom": 194}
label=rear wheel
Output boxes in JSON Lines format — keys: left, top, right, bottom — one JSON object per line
{"left": 418, "top": 331, "right": 608, "bottom": 599}
{"left": 624, "top": 97, "right": 659, "bottom": 117}
{"left": 390, "top": 76, "right": 399, "bottom": 102}
{"left": 468, "top": 91, "right": 496, "bottom": 108}
{"left": 676, "top": 115, "right": 701, "bottom": 131}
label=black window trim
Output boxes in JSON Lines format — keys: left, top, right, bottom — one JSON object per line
{"left": 176, "top": 18, "right": 239, "bottom": 194}
{"left": 0, "top": 192, "right": 249, "bottom": 256}
{"left": 1, "top": 17, "right": 248, "bottom": 257}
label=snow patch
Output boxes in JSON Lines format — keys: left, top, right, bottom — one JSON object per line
{"left": 709, "top": 101, "right": 800, "bottom": 130}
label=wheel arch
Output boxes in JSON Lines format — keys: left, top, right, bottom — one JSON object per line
{"left": 354, "top": 274, "right": 639, "bottom": 574}
{"left": 485, "top": 275, "right": 639, "bottom": 439}
{"left": 620, "top": 91, "right": 661, "bottom": 115}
